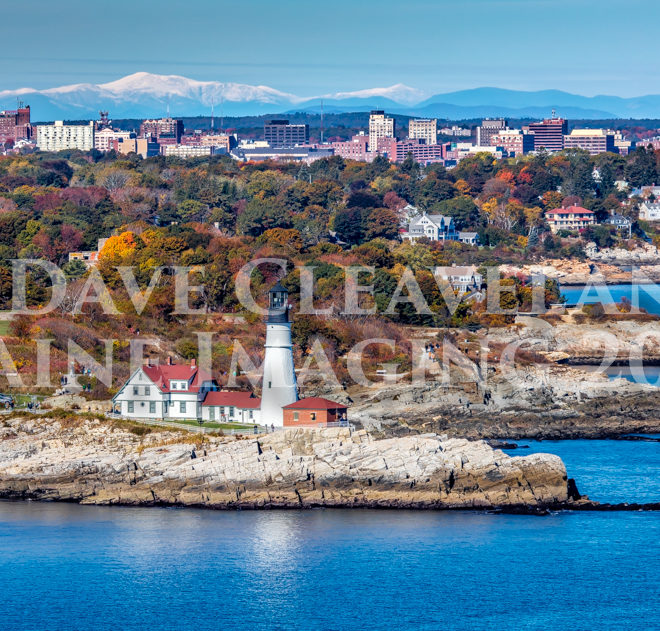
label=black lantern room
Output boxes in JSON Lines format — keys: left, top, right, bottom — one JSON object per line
{"left": 267, "top": 282, "right": 289, "bottom": 323}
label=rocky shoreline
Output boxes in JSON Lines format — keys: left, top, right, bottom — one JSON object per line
{"left": 0, "top": 415, "right": 573, "bottom": 511}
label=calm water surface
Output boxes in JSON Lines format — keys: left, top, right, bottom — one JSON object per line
{"left": 503, "top": 439, "right": 660, "bottom": 503}
{"left": 1, "top": 438, "right": 659, "bottom": 631}
{"left": 561, "top": 283, "right": 660, "bottom": 314}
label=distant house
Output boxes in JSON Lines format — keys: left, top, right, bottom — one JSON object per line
{"left": 545, "top": 206, "right": 596, "bottom": 233}
{"left": 68, "top": 238, "right": 108, "bottom": 266}
{"left": 638, "top": 201, "right": 660, "bottom": 222}
{"left": 113, "top": 358, "right": 218, "bottom": 420}
{"left": 201, "top": 391, "right": 261, "bottom": 424}
{"left": 282, "top": 397, "right": 348, "bottom": 427}
{"left": 401, "top": 212, "right": 458, "bottom": 242}
{"left": 606, "top": 213, "right": 632, "bottom": 236}
{"left": 458, "top": 231, "right": 480, "bottom": 246}
{"left": 630, "top": 185, "right": 660, "bottom": 199}
{"left": 434, "top": 265, "right": 483, "bottom": 293}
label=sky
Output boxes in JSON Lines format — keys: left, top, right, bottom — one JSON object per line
{"left": 3, "top": 0, "right": 659, "bottom": 97}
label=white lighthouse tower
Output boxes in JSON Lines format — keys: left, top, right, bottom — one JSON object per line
{"left": 260, "top": 282, "right": 298, "bottom": 426}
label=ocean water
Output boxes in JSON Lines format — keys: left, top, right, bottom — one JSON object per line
{"left": 573, "top": 364, "right": 660, "bottom": 387}
{"left": 561, "top": 282, "right": 660, "bottom": 314}
{"left": 503, "top": 439, "right": 660, "bottom": 504}
{"left": 1, "top": 438, "right": 659, "bottom": 631}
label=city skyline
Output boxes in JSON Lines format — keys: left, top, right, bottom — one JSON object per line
{"left": 4, "top": 0, "right": 660, "bottom": 97}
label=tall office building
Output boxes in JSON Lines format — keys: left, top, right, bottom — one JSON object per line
{"left": 563, "top": 129, "right": 616, "bottom": 155}
{"left": 264, "top": 120, "right": 309, "bottom": 148}
{"left": 408, "top": 118, "right": 437, "bottom": 145}
{"left": 527, "top": 117, "right": 568, "bottom": 152}
{"left": 36, "top": 121, "right": 95, "bottom": 151}
{"left": 0, "top": 104, "right": 31, "bottom": 142}
{"left": 369, "top": 110, "right": 395, "bottom": 151}
{"left": 476, "top": 119, "right": 507, "bottom": 146}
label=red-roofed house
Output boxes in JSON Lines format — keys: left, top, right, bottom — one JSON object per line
{"left": 282, "top": 397, "right": 348, "bottom": 427}
{"left": 545, "top": 206, "right": 596, "bottom": 233}
{"left": 113, "top": 358, "right": 219, "bottom": 420}
{"left": 201, "top": 391, "right": 261, "bottom": 424}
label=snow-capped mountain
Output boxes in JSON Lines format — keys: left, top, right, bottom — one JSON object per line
{"left": 0, "top": 72, "right": 426, "bottom": 120}
{"left": 3, "top": 72, "right": 660, "bottom": 120}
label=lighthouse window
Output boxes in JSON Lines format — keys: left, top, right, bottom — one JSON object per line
{"left": 268, "top": 381, "right": 272, "bottom": 389}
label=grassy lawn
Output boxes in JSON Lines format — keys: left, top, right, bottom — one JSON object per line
{"left": 2, "top": 393, "right": 47, "bottom": 407}
{"left": 0, "top": 321, "right": 10, "bottom": 336}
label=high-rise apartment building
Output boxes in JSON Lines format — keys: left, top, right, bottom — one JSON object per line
{"left": 369, "top": 110, "right": 395, "bottom": 152}
{"left": 527, "top": 117, "right": 568, "bottom": 152}
{"left": 36, "top": 121, "right": 95, "bottom": 151}
{"left": 139, "top": 117, "right": 184, "bottom": 142}
{"left": 264, "top": 120, "right": 309, "bottom": 148}
{"left": 94, "top": 128, "right": 133, "bottom": 152}
{"left": 476, "top": 119, "right": 507, "bottom": 146}
{"left": 408, "top": 118, "right": 437, "bottom": 145}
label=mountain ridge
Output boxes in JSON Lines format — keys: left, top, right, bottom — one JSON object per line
{"left": 3, "top": 72, "right": 660, "bottom": 120}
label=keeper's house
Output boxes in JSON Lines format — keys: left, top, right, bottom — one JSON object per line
{"left": 201, "top": 391, "right": 261, "bottom": 424}
{"left": 113, "top": 358, "right": 218, "bottom": 420}
{"left": 282, "top": 397, "right": 348, "bottom": 427}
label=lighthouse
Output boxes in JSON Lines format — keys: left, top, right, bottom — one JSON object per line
{"left": 260, "top": 282, "right": 298, "bottom": 426}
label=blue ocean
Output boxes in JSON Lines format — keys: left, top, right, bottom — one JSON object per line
{"left": 1, "top": 439, "right": 658, "bottom": 631}
{"left": 561, "top": 283, "right": 660, "bottom": 314}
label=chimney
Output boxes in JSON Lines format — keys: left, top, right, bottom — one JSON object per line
{"left": 167, "top": 356, "right": 172, "bottom": 365}
{"left": 191, "top": 358, "right": 196, "bottom": 368}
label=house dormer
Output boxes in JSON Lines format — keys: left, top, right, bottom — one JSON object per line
{"left": 170, "top": 380, "right": 189, "bottom": 391}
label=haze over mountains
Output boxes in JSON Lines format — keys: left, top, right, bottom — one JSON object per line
{"left": 2, "top": 72, "right": 660, "bottom": 121}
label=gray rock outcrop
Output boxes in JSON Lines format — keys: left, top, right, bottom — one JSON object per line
{"left": 0, "top": 416, "right": 569, "bottom": 510}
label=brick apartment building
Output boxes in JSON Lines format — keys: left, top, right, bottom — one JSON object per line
{"left": 491, "top": 129, "right": 535, "bottom": 156}
{"left": 376, "top": 137, "right": 444, "bottom": 164}
{"left": 0, "top": 104, "right": 31, "bottom": 142}
{"left": 140, "top": 117, "right": 184, "bottom": 142}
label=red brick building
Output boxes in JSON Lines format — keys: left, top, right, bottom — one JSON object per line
{"left": 282, "top": 397, "right": 348, "bottom": 427}
{"left": 0, "top": 105, "right": 31, "bottom": 142}
{"left": 376, "top": 137, "right": 444, "bottom": 165}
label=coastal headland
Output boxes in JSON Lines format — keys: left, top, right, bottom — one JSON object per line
{"left": 0, "top": 414, "right": 573, "bottom": 511}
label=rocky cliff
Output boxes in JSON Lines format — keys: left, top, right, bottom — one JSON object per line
{"left": 0, "top": 415, "right": 570, "bottom": 510}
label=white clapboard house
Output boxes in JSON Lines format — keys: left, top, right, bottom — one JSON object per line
{"left": 113, "top": 358, "right": 219, "bottom": 421}
{"left": 201, "top": 391, "right": 261, "bottom": 424}
{"left": 401, "top": 212, "right": 458, "bottom": 242}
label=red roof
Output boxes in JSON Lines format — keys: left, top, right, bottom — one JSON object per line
{"left": 546, "top": 205, "right": 594, "bottom": 216}
{"left": 283, "top": 397, "right": 347, "bottom": 410}
{"left": 142, "top": 362, "right": 214, "bottom": 393}
{"left": 202, "top": 391, "right": 261, "bottom": 409}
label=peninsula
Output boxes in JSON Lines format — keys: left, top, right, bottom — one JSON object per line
{"left": 0, "top": 414, "right": 572, "bottom": 511}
